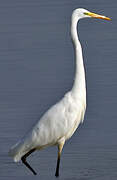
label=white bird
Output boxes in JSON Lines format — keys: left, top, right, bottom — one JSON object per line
{"left": 9, "top": 8, "right": 111, "bottom": 177}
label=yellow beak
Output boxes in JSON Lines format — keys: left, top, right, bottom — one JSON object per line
{"left": 85, "top": 12, "right": 111, "bottom": 21}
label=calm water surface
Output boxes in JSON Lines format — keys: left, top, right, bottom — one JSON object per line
{"left": 0, "top": 0, "right": 117, "bottom": 179}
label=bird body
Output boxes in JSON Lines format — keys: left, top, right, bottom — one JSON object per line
{"left": 9, "top": 8, "right": 110, "bottom": 176}
{"left": 10, "top": 90, "right": 86, "bottom": 162}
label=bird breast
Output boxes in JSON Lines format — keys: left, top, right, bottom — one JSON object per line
{"left": 31, "top": 92, "right": 86, "bottom": 147}
{"left": 64, "top": 92, "right": 86, "bottom": 140}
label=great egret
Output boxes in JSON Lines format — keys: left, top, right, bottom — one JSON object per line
{"left": 9, "top": 8, "right": 111, "bottom": 177}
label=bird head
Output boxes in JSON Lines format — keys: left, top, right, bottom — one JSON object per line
{"left": 72, "top": 8, "right": 111, "bottom": 21}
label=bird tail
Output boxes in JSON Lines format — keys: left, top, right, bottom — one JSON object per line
{"left": 9, "top": 140, "right": 26, "bottom": 162}
{"left": 8, "top": 135, "right": 35, "bottom": 162}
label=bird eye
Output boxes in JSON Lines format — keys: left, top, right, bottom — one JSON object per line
{"left": 84, "top": 12, "right": 89, "bottom": 15}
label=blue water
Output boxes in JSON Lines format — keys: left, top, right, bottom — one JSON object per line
{"left": 0, "top": 0, "right": 117, "bottom": 179}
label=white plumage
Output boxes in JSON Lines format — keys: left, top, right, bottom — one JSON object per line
{"left": 9, "top": 8, "right": 110, "bottom": 177}
{"left": 10, "top": 91, "right": 86, "bottom": 162}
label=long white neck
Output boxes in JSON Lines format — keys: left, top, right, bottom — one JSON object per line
{"left": 71, "top": 13, "right": 86, "bottom": 100}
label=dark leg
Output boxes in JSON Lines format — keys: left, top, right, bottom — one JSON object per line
{"left": 21, "top": 148, "right": 37, "bottom": 175}
{"left": 55, "top": 153, "right": 60, "bottom": 177}
{"left": 55, "top": 140, "right": 65, "bottom": 177}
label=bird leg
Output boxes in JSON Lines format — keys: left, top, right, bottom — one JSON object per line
{"left": 55, "top": 140, "right": 65, "bottom": 177}
{"left": 21, "top": 148, "right": 37, "bottom": 175}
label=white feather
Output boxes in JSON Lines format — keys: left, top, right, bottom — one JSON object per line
{"left": 9, "top": 8, "right": 87, "bottom": 163}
